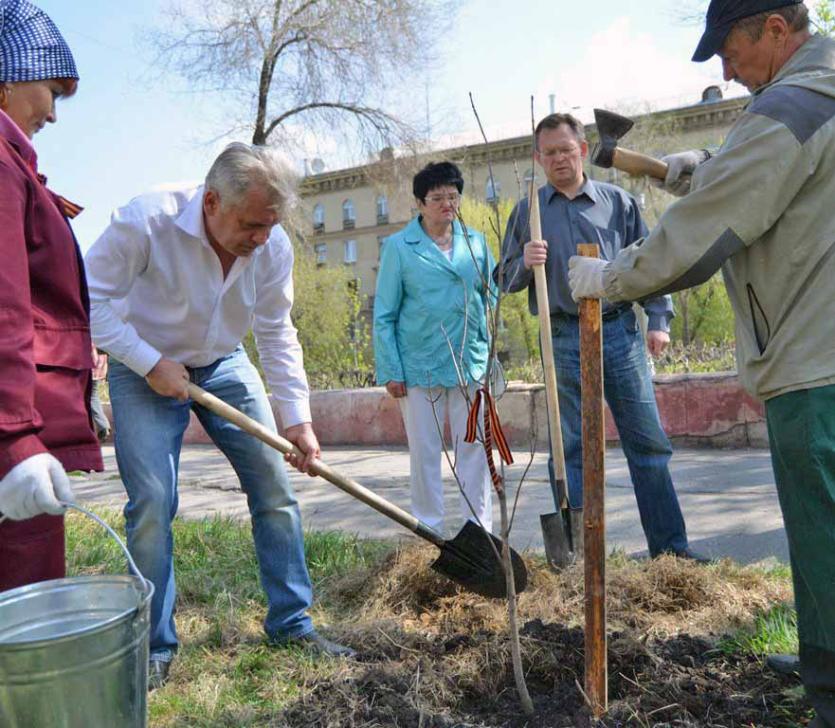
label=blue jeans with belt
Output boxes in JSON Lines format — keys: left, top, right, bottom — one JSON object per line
{"left": 549, "top": 307, "right": 688, "bottom": 556}
{"left": 109, "top": 347, "right": 313, "bottom": 660}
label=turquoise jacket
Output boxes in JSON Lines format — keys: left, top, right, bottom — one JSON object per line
{"left": 374, "top": 217, "right": 496, "bottom": 388}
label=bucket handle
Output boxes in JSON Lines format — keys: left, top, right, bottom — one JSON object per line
{"left": 1, "top": 503, "right": 150, "bottom": 590}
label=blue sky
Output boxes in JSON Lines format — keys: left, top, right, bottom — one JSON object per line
{"left": 33, "top": 0, "right": 731, "bottom": 249}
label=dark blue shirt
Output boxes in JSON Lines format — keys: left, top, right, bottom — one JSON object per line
{"left": 495, "top": 178, "right": 673, "bottom": 332}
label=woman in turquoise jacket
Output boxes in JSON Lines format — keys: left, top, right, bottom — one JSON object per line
{"left": 374, "top": 161, "right": 496, "bottom": 533}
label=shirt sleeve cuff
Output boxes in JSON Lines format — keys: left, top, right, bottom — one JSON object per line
{"left": 647, "top": 312, "right": 671, "bottom": 333}
{"left": 123, "top": 342, "right": 163, "bottom": 378}
{"left": 273, "top": 398, "right": 312, "bottom": 430}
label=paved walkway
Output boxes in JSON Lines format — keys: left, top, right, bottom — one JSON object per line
{"left": 72, "top": 444, "right": 787, "bottom": 565}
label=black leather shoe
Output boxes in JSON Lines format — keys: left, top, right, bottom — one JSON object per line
{"left": 148, "top": 658, "right": 172, "bottom": 691}
{"left": 765, "top": 653, "right": 801, "bottom": 675}
{"left": 280, "top": 630, "right": 356, "bottom": 658}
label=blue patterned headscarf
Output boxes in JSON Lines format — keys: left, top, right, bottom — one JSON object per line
{"left": 0, "top": 0, "right": 78, "bottom": 84}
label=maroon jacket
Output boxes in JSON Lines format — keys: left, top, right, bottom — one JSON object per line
{"left": 0, "top": 111, "right": 102, "bottom": 590}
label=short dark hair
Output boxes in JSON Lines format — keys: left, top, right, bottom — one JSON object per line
{"left": 733, "top": 4, "right": 809, "bottom": 41}
{"left": 412, "top": 161, "right": 464, "bottom": 202}
{"left": 534, "top": 113, "right": 586, "bottom": 149}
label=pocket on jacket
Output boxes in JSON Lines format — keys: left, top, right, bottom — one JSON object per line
{"left": 746, "top": 284, "right": 771, "bottom": 355}
{"left": 33, "top": 325, "right": 93, "bottom": 371}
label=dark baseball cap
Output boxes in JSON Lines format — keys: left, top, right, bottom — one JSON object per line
{"left": 692, "top": 0, "right": 803, "bottom": 62}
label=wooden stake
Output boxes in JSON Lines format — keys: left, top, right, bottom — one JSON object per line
{"left": 578, "top": 243, "right": 607, "bottom": 718}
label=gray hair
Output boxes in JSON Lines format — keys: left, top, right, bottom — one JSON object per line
{"left": 205, "top": 142, "right": 299, "bottom": 219}
{"left": 733, "top": 4, "right": 810, "bottom": 42}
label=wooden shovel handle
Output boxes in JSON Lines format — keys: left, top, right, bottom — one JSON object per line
{"left": 185, "top": 383, "right": 442, "bottom": 546}
{"left": 611, "top": 147, "right": 668, "bottom": 180}
{"left": 529, "top": 187, "right": 569, "bottom": 501}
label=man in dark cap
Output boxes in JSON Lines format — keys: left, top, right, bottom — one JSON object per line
{"left": 568, "top": 2, "right": 835, "bottom": 725}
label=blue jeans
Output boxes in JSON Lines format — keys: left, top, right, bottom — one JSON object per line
{"left": 109, "top": 347, "right": 313, "bottom": 660}
{"left": 549, "top": 308, "right": 688, "bottom": 556}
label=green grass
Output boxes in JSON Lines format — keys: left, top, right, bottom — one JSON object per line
{"left": 63, "top": 507, "right": 800, "bottom": 727}
{"left": 718, "top": 603, "right": 799, "bottom": 658}
{"left": 64, "top": 508, "right": 393, "bottom": 726}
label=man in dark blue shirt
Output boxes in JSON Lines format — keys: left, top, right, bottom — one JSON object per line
{"left": 496, "top": 112, "right": 700, "bottom": 561}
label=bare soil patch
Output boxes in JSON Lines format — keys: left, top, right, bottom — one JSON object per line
{"left": 279, "top": 546, "right": 805, "bottom": 727}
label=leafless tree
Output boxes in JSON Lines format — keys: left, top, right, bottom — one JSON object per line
{"left": 147, "top": 0, "right": 458, "bottom": 152}
{"left": 674, "top": 0, "right": 835, "bottom": 35}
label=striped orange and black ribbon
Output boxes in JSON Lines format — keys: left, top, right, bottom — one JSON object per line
{"left": 57, "top": 195, "right": 84, "bottom": 219}
{"left": 36, "top": 173, "right": 84, "bottom": 219}
{"left": 465, "top": 387, "right": 513, "bottom": 492}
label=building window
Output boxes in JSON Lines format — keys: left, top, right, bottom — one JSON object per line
{"left": 313, "top": 203, "right": 325, "bottom": 233}
{"left": 376, "top": 195, "right": 389, "bottom": 225}
{"left": 486, "top": 178, "right": 501, "bottom": 203}
{"left": 342, "top": 199, "right": 356, "bottom": 229}
{"left": 343, "top": 239, "right": 357, "bottom": 264}
{"left": 377, "top": 235, "right": 386, "bottom": 260}
{"left": 314, "top": 243, "right": 327, "bottom": 265}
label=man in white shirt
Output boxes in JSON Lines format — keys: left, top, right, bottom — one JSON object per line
{"left": 85, "top": 143, "right": 354, "bottom": 690}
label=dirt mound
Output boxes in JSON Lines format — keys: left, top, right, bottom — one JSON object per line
{"left": 278, "top": 619, "right": 802, "bottom": 727}
{"left": 278, "top": 546, "right": 802, "bottom": 727}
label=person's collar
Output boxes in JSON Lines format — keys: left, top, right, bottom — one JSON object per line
{"left": 175, "top": 185, "right": 209, "bottom": 241}
{"left": 404, "top": 214, "right": 461, "bottom": 244}
{"left": 545, "top": 175, "right": 597, "bottom": 203}
{"left": 0, "top": 108, "right": 37, "bottom": 168}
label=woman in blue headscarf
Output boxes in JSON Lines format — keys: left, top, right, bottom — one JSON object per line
{"left": 0, "top": 0, "right": 102, "bottom": 591}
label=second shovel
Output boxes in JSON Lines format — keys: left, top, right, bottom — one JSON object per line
{"left": 528, "top": 184, "right": 583, "bottom": 568}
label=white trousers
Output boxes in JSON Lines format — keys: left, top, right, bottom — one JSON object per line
{"left": 399, "top": 384, "right": 493, "bottom": 533}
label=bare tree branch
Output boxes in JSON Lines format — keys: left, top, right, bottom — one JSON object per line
{"left": 147, "top": 0, "right": 458, "bottom": 154}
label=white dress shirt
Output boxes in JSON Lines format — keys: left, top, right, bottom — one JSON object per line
{"left": 85, "top": 185, "right": 311, "bottom": 427}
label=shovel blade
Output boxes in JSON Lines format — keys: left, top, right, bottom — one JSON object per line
{"left": 540, "top": 508, "right": 584, "bottom": 570}
{"left": 431, "top": 520, "right": 528, "bottom": 599}
{"left": 541, "top": 511, "right": 573, "bottom": 569}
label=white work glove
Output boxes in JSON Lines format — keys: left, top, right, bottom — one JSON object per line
{"left": 651, "top": 149, "right": 710, "bottom": 197}
{"left": 0, "top": 453, "right": 74, "bottom": 521}
{"left": 568, "top": 256, "right": 608, "bottom": 302}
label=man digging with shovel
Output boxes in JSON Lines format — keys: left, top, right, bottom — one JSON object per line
{"left": 496, "top": 113, "right": 706, "bottom": 564}
{"left": 84, "top": 142, "right": 355, "bottom": 691}
{"left": 568, "top": 2, "right": 835, "bottom": 724}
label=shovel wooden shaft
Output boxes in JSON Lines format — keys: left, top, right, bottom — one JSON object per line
{"left": 529, "top": 189, "right": 568, "bottom": 499}
{"left": 578, "top": 243, "right": 607, "bottom": 718}
{"left": 611, "top": 147, "right": 668, "bottom": 181}
{"left": 186, "top": 383, "right": 443, "bottom": 548}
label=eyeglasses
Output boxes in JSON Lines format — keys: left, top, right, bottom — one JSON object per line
{"left": 424, "top": 192, "right": 461, "bottom": 205}
{"left": 540, "top": 145, "right": 581, "bottom": 159}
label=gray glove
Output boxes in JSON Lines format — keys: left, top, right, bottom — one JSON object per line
{"left": 568, "top": 256, "right": 608, "bottom": 301}
{"left": 0, "top": 453, "right": 74, "bottom": 520}
{"left": 652, "top": 149, "right": 710, "bottom": 197}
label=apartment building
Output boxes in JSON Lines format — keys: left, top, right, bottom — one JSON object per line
{"left": 299, "top": 89, "right": 747, "bottom": 305}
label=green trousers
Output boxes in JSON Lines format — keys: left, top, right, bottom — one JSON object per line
{"left": 767, "top": 384, "right": 835, "bottom": 726}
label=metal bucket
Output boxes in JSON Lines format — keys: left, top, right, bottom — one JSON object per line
{"left": 0, "top": 505, "right": 154, "bottom": 728}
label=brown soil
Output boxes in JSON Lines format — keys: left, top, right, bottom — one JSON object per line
{"left": 278, "top": 546, "right": 807, "bottom": 728}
